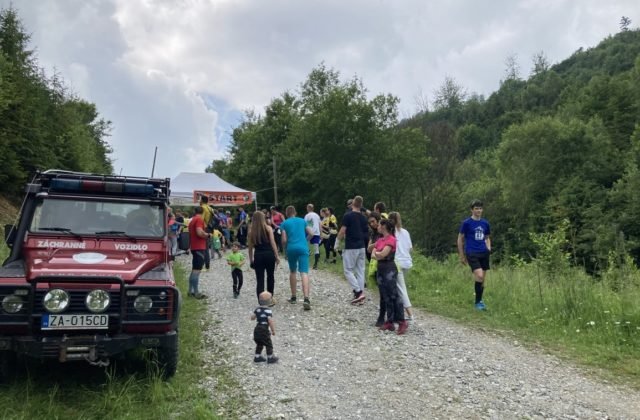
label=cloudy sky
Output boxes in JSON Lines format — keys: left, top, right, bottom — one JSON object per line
{"left": 4, "top": 0, "right": 639, "bottom": 179}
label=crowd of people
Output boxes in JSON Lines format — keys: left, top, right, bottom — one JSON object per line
{"left": 170, "top": 195, "right": 492, "bottom": 363}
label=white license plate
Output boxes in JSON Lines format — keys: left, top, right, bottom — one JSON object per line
{"left": 41, "top": 314, "right": 109, "bottom": 330}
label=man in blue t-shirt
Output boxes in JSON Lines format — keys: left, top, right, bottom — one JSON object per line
{"left": 457, "top": 199, "right": 492, "bottom": 310}
{"left": 236, "top": 207, "right": 248, "bottom": 247}
{"left": 281, "top": 205, "right": 314, "bottom": 310}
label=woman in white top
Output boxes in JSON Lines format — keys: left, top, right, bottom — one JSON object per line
{"left": 389, "top": 211, "right": 414, "bottom": 320}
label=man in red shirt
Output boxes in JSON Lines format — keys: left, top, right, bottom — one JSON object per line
{"left": 188, "top": 206, "right": 212, "bottom": 299}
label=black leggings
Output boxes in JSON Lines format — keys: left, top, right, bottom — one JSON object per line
{"left": 232, "top": 268, "right": 243, "bottom": 293}
{"left": 254, "top": 251, "right": 276, "bottom": 298}
{"left": 323, "top": 234, "right": 337, "bottom": 259}
{"left": 377, "top": 261, "right": 404, "bottom": 322}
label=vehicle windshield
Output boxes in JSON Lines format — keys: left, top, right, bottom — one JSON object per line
{"left": 30, "top": 198, "right": 165, "bottom": 238}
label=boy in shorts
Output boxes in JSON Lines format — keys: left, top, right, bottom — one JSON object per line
{"left": 457, "top": 199, "right": 492, "bottom": 310}
{"left": 250, "top": 291, "right": 278, "bottom": 363}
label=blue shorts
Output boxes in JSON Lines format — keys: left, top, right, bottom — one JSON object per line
{"left": 310, "top": 235, "right": 321, "bottom": 245}
{"left": 286, "top": 248, "right": 309, "bottom": 273}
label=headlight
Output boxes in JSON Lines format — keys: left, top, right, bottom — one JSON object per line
{"left": 86, "top": 289, "right": 110, "bottom": 313}
{"left": 2, "top": 295, "right": 24, "bottom": 314}
{"left": 43, "top": 289, "right": 70, "bottom": 313}
{"left": 133, "top": 295, "right": 153, "bottom": 313}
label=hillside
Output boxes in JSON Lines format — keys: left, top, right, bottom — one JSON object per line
{"left": 0, "top": 196, "right": 18, "bottom": 226}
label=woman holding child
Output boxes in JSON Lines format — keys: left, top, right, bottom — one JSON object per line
{"left": 371, "top": 219, "right": 408, "bottom": 335}
{"left": 248, "top": 211, "right": 280, "bottom": 304}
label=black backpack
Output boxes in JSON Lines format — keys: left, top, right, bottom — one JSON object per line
{"left": 178, "top": 231, "right": 190, "bottom": 251}
{"left": 206, "top": 214, "right": 220, "bottom": 233}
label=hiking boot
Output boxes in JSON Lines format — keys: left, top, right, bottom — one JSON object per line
{"left": 194, "top": 293, "right": 208, "bottom": 300}
{"left": 254, "top": 355, "right": 267, "bottom": 363}
{"left": 380, "top": 321, "right": 395, "bottom": 331}
{"left": 397, "top": 320, "right": 409, "bottom": 335}
{"left": 475, "top": 301, "right": 486, "bottom": 311}
{"left": 267, "top": 355, "right": 279, "bottom": 364}
{"left": 188, "top": 292, "right": 195, "bottom": 297}
{"left": 233, "top": 292, "right": 239, "bottom": 299}
{"left": 287, "top": 296, "right": 297, "bottom": 304}
{"left": 269, "top": 297, "right": 277, "bottom": 307}
{"left": 303, "top": 298, "right": 311, "bottom": 311}
{"left": 375, "top": 318, "right": 384, "bottom": 328}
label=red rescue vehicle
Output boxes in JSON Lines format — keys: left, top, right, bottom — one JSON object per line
{"left": 0, "top": 170, "right": 180, "bottom": 379}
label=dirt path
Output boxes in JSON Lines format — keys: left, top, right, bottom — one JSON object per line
{"left": 184, "top": 254, "right": 640, "bottom": 419}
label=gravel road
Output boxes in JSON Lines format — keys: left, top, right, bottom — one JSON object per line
{"left": 181, "top": 253, "right": 640, "bottom": 419}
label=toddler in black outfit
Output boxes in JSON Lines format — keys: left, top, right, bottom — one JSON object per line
{"left": 250, "top": 291, "right": 278, "bottom": 364}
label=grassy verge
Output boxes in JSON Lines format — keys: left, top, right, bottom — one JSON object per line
{"left": 0, "top": 264, "right": 247, "bottom": 419}
{"left": 320, "top": 252, "right": 640, "bottom": 388}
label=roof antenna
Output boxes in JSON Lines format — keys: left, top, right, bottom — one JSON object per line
{"left": 151, "top": 146, "right": 158, "bottom": 177}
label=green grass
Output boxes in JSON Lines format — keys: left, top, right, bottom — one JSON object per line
{"left": 321, "top": 252, "right": 640, "bottom": 388}
{"left": 0, "top": 241, "right": 8, "bottom": 265}
{"left": 0, "top": 264, "right": 248, "bottom": 419}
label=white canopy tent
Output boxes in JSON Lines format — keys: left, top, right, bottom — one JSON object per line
{"left": 169, "top": 172, "right": 256, "bottom": 207}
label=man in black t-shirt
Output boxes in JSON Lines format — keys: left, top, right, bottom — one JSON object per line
{"left": 337, "top": 195, "right": 368, "bottom": 304}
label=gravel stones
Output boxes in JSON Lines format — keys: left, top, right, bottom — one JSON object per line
{"left": 183, "top": 254, "right": 640, "bottom": 419}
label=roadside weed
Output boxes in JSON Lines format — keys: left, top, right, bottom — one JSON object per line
{"left": 0, "top": 264, "right": 247, "bottom": 419}
{"left": 322, "top": 250, "right": 640, "bottom": 387}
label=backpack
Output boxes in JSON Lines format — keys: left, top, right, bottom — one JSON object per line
{"left": 178, "top": 231, "right": 190, "bottom": 251}
{"left": 206, "top": 214, "right": 220, "bottom": 233}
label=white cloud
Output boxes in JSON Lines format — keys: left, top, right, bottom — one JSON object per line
{"left": 3, "top": 0, "right": 640, "bottom": 178}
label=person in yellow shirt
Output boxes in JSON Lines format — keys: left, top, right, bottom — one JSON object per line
{"left": 321, "top": 207, "right": 338, "bottom": 264}
{"left": 211, "top": 228, "right": 224, "bottom": 259}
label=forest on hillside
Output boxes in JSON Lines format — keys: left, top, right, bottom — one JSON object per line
{"left": 211, "top": 27, "right": 640, "bottom": 273}
{"left": 0, "top": 7, "right": 113, "bottom": 197}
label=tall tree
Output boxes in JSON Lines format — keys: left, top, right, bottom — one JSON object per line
{"left": 0, "top": 7, "right": 113, "bottom": 195}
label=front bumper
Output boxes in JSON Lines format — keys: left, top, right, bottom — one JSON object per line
{"left": 0, "top": 331, "right": 177, "bottom": 362}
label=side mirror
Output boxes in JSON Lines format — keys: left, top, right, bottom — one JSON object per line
{"left": 4, "top": 224, "right": 16, "bottom": 247}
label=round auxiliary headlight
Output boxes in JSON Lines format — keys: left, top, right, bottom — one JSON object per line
{"left": 43, "top": 289, "right": 70, "bottom": 314}
{"left": 86, "top": 289, "right": 111, "bottom": 313}
{"left": 2, "top": 295, "right": 24, "bottom": 314}
{"left": 133, "top": 295, "right": 153, "bottom": 313}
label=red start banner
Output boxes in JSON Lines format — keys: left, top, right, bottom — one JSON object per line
{"left": 193, "top": 190, "right": 254, "bottom": 205}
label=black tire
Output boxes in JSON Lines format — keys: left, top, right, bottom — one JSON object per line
{"left": 154, "top": 334, "right": 178, "bottom": 380}
{"left": 0, "top": 351, "right": 16, "bottom": 384}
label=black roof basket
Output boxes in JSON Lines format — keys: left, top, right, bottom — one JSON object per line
{"left": 32, "top": 169, "right": 170, "bottom": 199}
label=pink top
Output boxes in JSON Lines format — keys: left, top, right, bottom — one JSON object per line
{"left": 375, "top": 234, "right": 397, "bottom": 253}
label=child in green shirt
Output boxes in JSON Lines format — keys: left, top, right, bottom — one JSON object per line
{"left": 227, "top": 242, "right": 245, "bottom": 298}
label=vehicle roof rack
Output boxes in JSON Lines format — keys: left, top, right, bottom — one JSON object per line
{"left": 31, "top": 169, "right": 170, "bottom": 199}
